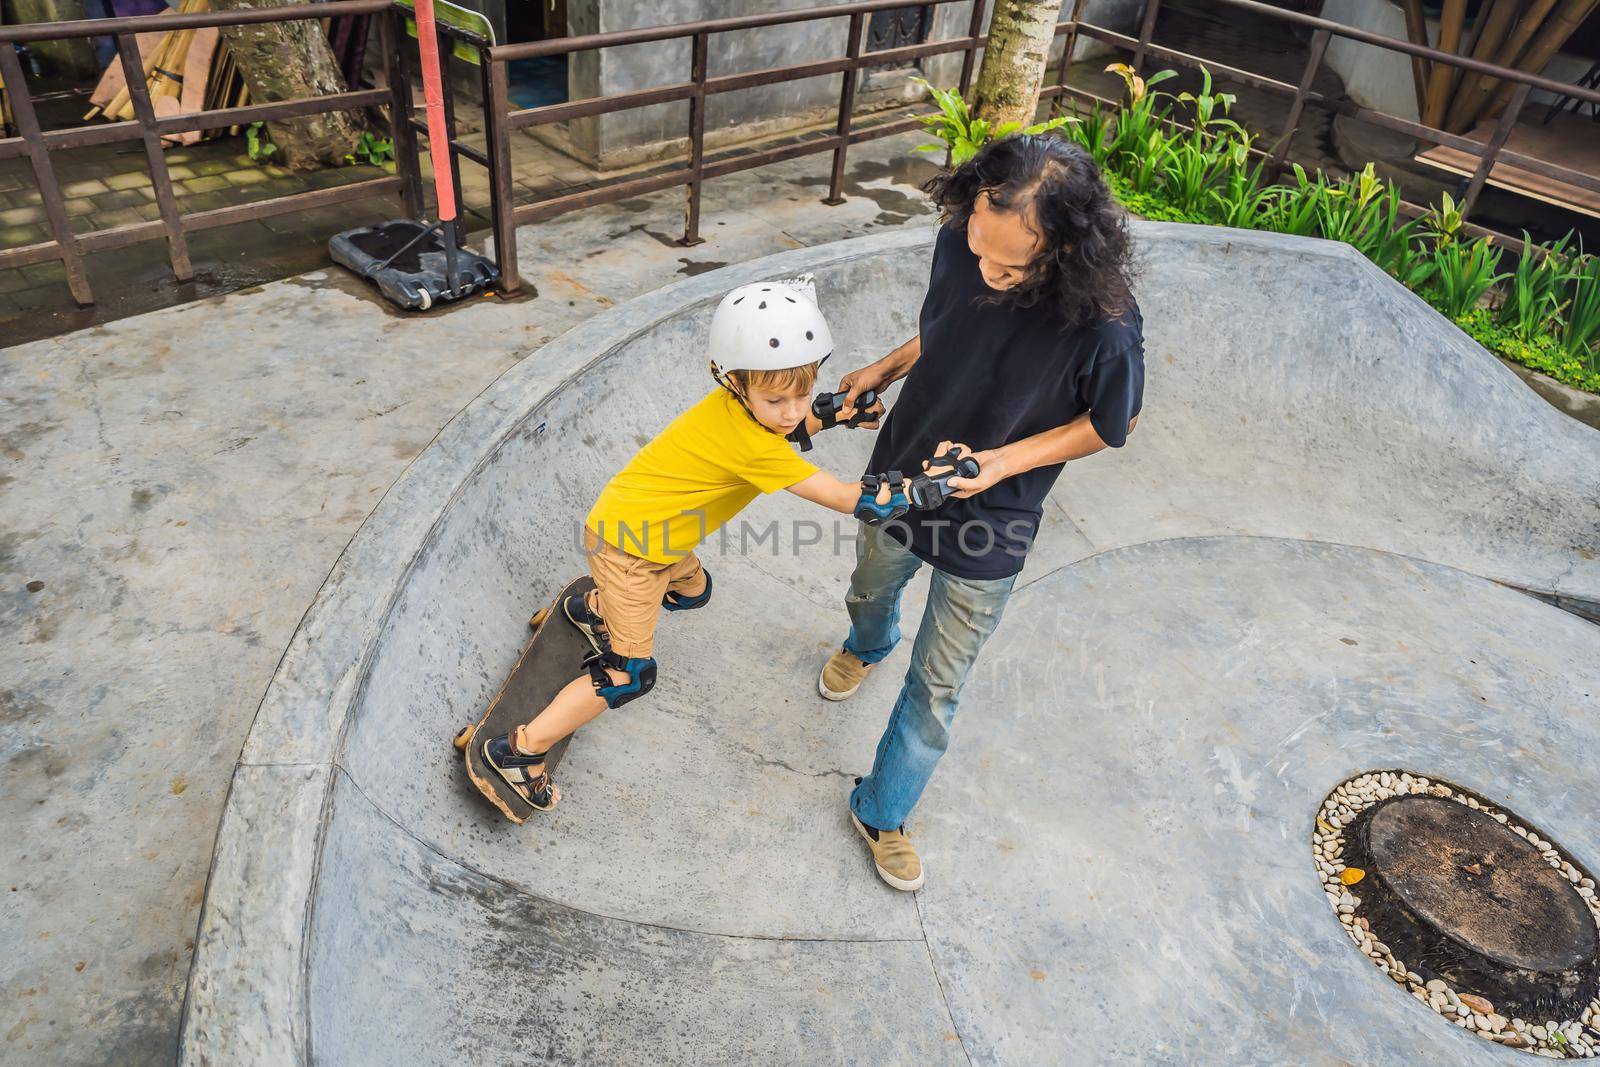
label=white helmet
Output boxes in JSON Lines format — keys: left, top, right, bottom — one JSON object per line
{"left": 708, "top": 272, "right": 834, "bottom": 384}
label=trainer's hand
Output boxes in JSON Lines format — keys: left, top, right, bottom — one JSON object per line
{"left": 838, "top": 364, "right": 889, "bottom": 415}
{"left": 924, "top": 440, "right": 1007, "bottom": 500}
{"left": 839, "top": 394, "right": 886, "bottom": 430}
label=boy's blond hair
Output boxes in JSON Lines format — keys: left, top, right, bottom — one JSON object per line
{"left": 730, "top": 361, "right": 821, "bottom": 397}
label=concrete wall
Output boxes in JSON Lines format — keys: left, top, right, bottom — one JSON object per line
{"left": 1322, "top": 0, "right": 1592, "bottom": 122}
{"left": 552, "top": 0, "right": 1141, "bottom": 168}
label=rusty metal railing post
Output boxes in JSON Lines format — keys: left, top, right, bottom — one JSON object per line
{"left": 0, "top": 42, "right": 92, "bottom": 304}
{"left": 484, "top": 57, "right": 521, "bottom": 292}
{"left": 384, "top": 7, "right": 424, "bottom": 219}
{"left": 681, "top": 29, "right": 709, "bottom": 246}
{"left": 115, "top": 32, "right": 192, "bottom": 282}
{"left": 1460, "top": 81, "right": 1531, "bottom": 220}
{"left": 1267, "top": 27, "right": 1330, "bottom": 176}
{"left": 959, "top": 0, "right": 987, "bottom": 95}
{"left": 1133, "top": 0, "right": 1161, "bottom": 71}
{"left": 823, "top": 12, "right": 864, "bottom": 206}
{"left": 1053, "top": 0, "right": 1090, "bottom": 116}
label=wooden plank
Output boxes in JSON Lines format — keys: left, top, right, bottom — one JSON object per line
{"left": 1416, "top": 112, "right": 1600, "bottom": 217}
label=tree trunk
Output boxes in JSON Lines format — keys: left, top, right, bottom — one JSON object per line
{"left": 971, "top": 0, "right": 1065, "bottom": 128}
{"left": 211, "top": 0, "right": 366, "bottom": 169}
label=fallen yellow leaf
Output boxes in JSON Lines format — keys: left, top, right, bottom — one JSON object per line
{"left": 1340, "top": 867, "right": 1366, "bottom": 885}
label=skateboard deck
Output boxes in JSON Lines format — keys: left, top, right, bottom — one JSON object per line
{"left": 455, "top": 574, "right": 595, "bottom": 824}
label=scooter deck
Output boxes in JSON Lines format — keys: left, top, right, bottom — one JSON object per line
{"left": 457, "top": 575, "right": 594, "bottom": 824}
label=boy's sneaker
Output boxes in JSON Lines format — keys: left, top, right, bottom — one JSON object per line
{"left": 562, "top": 590, "right": 607, "bottom": 655}
{"left": 849, "top": 782, "right": 924, "bottom": 891}
{"left": 818, "top": 648, "right": 872, "bottom": 701}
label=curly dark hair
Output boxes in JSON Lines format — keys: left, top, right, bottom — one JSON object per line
{"left": 924, "top": 134, "right": 1137, "bottom": 328}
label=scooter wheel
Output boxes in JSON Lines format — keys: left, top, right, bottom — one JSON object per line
{"left": 416, "top": 288, "right": 433, "bottom": 311}
{"left": 452, "top": 725, "right": 472, "bottom": 752}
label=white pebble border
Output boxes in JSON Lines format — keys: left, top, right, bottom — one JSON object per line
{"left": 1315, "top": 771, "right": 1600, "bottom": 1058}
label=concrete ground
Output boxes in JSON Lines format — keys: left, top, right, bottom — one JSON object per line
{"left": 0, "top": 129, "right": 944, "bottom": 1064}
{"left": 176, "top": 225, "right": 1599, "bottom": 1064}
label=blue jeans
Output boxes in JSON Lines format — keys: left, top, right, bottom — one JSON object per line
{"left": 844, "top": 522, "right": 1016, "bottom": 831}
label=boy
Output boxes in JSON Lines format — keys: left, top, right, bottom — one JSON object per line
{"left": 480, "top": 275, "right": 945, "bottom": 814}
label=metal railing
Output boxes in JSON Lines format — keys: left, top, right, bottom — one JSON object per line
{"left": 6, "top": 0, "right": 1600, "bottom": 306}
{"left": 0, "top": 0, "right": 408, "bottom": 305}
{"left": 471, "top": 0, "right": 1004, "bottom": 293}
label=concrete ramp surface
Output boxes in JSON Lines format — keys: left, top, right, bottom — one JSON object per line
{"left": 179, "top": 224, "right": 1600, "bottom": 1065}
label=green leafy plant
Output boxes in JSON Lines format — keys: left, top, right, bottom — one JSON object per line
{"left": 1127, "top": 129, "right": 1170, "bottom": 195}
{"left": 1209, "top": 157, "right": 1274, "bottom": 228}
{"left": 1066, "top": 102, "right": 1117, "bottom": 168}
{"left": 1497, "top": 231, "right": 1574, "bottom": 342}
{"left": 346, "top": 131, "right": 395, "bottom": 167}
{"left": 1458, "top": 309, "right": 1600, "bottom": 393}
{"left": 1020, "top": 60, "right": 1598, "bottom": 394}
{"left": 1174, "top": 66, "right": 1245, "bottom": 147}
{"left": 1316, "top": 163, "right": 1385, "bottom": 249}
{"left": 1427, "top": 236, "right": 1507, "bottom": 320}
{"left": 1159, "top": 134, "right": 1234, "bottom": 215}
{"left": 245, "top": 121, "right": 277, "bottom": 163}
{"left": 1558, "top": 251, "right": 1600, "bottom": 369}
{"left": 1258, "top": 165, "right": 1323, "bottom": 236}
{"left": 911, "top": 77, "right": 1073, "bottom": 167}
{"left": 1105, "top": 62, "right": 1177, "bottom": 171}
{"left": 1421, "top": 190, "right": 1466, "bottom": 246}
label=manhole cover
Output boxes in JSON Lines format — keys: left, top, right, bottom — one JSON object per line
{"left": 1314, "top": 772, "right": 1600, "bottom": 1056}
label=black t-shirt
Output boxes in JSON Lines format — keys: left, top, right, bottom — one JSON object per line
{"left": 866, "top": 223, "right": 1145, "bottom": 580}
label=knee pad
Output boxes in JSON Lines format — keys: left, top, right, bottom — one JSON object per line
{"left": 584, "top": 650, "right": 657, "bottom": 708}
{"left": 663, "top": 569, "right": 713, "bottom": 612}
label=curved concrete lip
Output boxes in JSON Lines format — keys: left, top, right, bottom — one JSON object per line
{"left": 179, "top": 223, "right": 1600, "bottom": 1065}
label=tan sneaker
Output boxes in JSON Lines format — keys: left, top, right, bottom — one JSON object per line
{"left": 850, "top": 809, "right": 925, "bottom": 891}
{"left": 818, "top": 648, "right": 872, "bottom": 701}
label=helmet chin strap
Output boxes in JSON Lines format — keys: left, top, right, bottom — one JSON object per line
{"left": 709, "top": 352, "right": 832, "bottom": 434}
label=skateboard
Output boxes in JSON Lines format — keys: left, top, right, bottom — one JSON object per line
{"left": 453, "top": 574, "right": 595, "bottom": 824}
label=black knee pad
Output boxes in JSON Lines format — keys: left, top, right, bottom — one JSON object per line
{"left": 585, "top": 650, "right": 658, "bottom": 708}
{"left": 663, "top": 569, "right": 713, "bottom": 612}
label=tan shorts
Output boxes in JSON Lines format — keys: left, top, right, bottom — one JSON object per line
{"left": 583, "top": 526, "right": 705, "bottom": 659}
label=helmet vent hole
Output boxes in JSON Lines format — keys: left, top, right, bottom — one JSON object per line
{"left": 769, "top": 338, "right": 780, "bottom": 348}
{"left": 784, "top": 296, "right": 795, "bottom": 303}
{"left": 805, "top": 331, "right": 814, "bottom": 340}
{"left": 758, "top": 301, "right": 767, "bottom": 309}
{"left": 733, "top": 297, "right": 744, "bottom": 305}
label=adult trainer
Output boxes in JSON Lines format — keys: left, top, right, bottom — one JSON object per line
{"left": 820, "top": 135, "right": 1145, "bottom": 891}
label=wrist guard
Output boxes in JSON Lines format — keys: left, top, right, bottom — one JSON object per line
{"left": 854, "top": 471, "right": 910, "bottom": 525}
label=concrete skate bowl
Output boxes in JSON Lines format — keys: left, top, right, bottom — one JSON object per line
{"left": 180, "top": 223, "right": 1600, "bottom": 1066}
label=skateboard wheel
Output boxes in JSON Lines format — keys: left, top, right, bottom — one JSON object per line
{"left": 453, "top": 725, "right": 472, "bottom": 752}
{"left": 529, "top": 607, "right": 550, "bottom": 629}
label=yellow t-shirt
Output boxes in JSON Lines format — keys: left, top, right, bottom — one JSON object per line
{"left": 586, "top": 388, "right": 819, "bottom": 562}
